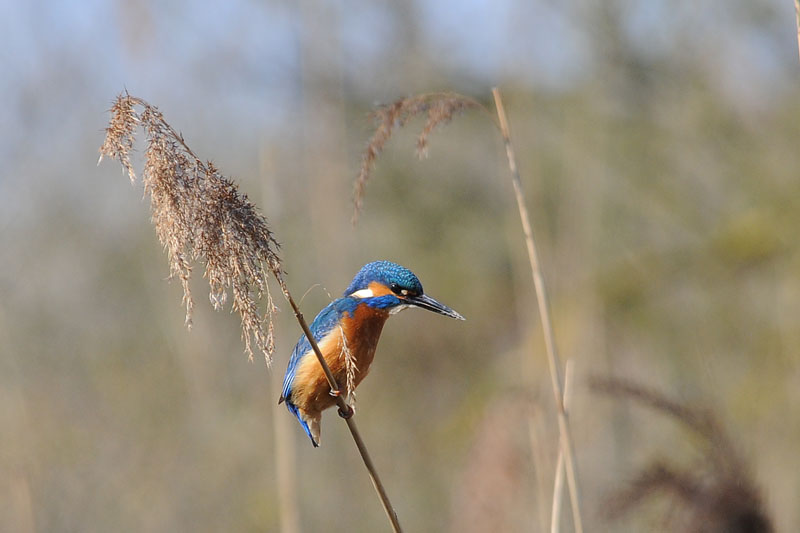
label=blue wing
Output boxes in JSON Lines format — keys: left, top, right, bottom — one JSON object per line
{"left": 280, "top": 297, "right": 360, "bottom": 445}
{"left": 280, "top": 297, "right": 359, "bottom": 403}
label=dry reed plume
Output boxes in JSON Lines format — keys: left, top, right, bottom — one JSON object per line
{"left": 100, "top": 92, "right": 402, "bottom": 532}
{"left": 591, "top": 377, "right": 773, "bottom": 533}
{"left": 352, "top": 92, "right": 482, "bottom": 223}
{"left": 99, "top": 93, "right": 282, "bottom": 364}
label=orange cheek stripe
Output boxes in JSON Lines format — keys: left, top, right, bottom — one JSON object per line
{"left": 368, "top": 281, "right": 392, "bottom": 297}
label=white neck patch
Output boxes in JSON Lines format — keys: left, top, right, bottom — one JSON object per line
{"left": 349, "top": 288, "right": 374, "bottom": 299}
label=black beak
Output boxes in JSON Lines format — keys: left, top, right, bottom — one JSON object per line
{"left": 406, "top": 294, "right": 465, "bottom": 320}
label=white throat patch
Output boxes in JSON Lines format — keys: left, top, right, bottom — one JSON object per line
{"left": 349, "top": 288, "right": 374, "bottom": 299}
{"left": 389, "top": 304, "right": 410, "bottom": 315}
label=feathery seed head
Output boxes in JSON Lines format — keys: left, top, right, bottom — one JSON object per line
{"left": 352, "top": 92, "right": 483, "bottom": 224}
{"left": 99, "top": 93, "right": 282, "bottom": 364}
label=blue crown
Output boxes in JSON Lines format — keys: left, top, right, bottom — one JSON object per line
{"left": 343, "top": 260, "right": 424, "bottom": 296}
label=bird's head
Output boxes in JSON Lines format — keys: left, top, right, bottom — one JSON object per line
{"left": 343, "top": 261, "right": 465, "bottom": 320}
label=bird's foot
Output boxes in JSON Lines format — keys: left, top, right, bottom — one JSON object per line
{"left": 329, "top": 388, "right": 342, "bottom": 398}
{"left": 337, "top": 404, "right": 354, "bottom": 419}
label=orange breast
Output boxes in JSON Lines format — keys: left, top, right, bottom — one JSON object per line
{"left": 290, "top": 304, "right": 389, "bottom": 415}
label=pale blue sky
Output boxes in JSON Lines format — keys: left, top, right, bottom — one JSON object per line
{"left": 1, "top": 0, "right": 795, "bottom": 191}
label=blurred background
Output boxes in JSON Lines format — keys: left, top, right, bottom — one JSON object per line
{"left": 2, "top": 0, "right": 799, "bottom": 531}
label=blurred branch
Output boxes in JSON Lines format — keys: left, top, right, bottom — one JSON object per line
{"left": 590, "top": 377, "right": 773, "bottom": 532}
{"left": 492, "top": 87, "right": 584, "bottom": 533}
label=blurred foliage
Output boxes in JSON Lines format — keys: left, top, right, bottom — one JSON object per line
{"left": 2, "top": 0, "right": 799, "bottom": 531}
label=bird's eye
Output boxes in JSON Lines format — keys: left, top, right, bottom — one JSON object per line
{"left": 390, "top": 283, "right": 408, "bottom": 296}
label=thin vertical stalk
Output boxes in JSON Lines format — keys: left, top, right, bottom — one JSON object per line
{"left": 491, "top": 87, "right": 584, "bottom": 533}
{"left": 261, "top": 145, "right": 302, "bottom": 533}
{"left": 795, "top": 0, "right": 800, "bottom": 63}
{"left": 272, "top": 364, "right": 301, "bottom": 533}
{"left": 550, "top": 359, "right": 574, "bottom": 533}
{"left": 279, "top": 283, "right": 402, "bottom": 533}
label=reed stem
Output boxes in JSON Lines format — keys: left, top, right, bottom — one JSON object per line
{"left": 551, "top": 359, "right": 574, "bottom": 533}
{"left": 492, "top": 87, "right": 584, "bottom": 533}
{"left": 795, "top": 0, "right": 800, "bottom": 62}
{"left": 280, "top": 283, "right": 402, "bottom": 533}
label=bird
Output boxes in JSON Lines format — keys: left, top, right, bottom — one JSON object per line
{"left": 279, "top": 260, "right": 465, "bottom": 447}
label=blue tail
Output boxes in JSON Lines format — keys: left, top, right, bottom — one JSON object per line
{"left": 284, "top": 400, "right": 319, "bottom": 447}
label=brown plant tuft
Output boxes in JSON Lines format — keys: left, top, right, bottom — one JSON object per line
{"left": 337, "top": 324, "right": 358, "bottom": 404}
{"left": 590, "top": 377, "right": 773, "bottom": 533}
{"left": 352, "top": 92, "right": 483, "bottom": 223}
{"left": 99, "top": 93, "right": 282, "bottom": 364}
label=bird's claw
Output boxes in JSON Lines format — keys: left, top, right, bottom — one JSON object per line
{"left": 338, "top": 405, "right": 354, "bottom": 419}
{"left": 329, "top": 389, "right": 342, "bottom": 398}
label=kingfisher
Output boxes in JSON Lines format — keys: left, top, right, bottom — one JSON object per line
{"left": 279, "top": 260, "right": 464, "bottom": 447}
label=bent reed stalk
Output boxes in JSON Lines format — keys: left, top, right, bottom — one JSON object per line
{"left": 100, "top": 93, "right": 402, "bottom": 533}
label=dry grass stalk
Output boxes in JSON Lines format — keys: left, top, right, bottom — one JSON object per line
{"left": 350, "top": 87, "right": 585, "bottom": 531}
{"left": 491, "top": 87, "right": 584, "bottom": 533}
{"left": 795, "top": 0, "right": 800, "bottom": 63}
{"left": 551, "top": 359, "right": 574, "bottom": 533}
{"left": 352, "top": 92, "right": 482, "bottom": 223}
{"left": 590, "top": 377, "right": 773, "bottom": 533}
{"left": 99, "top": 93, "right": 281, "bottom": 364}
